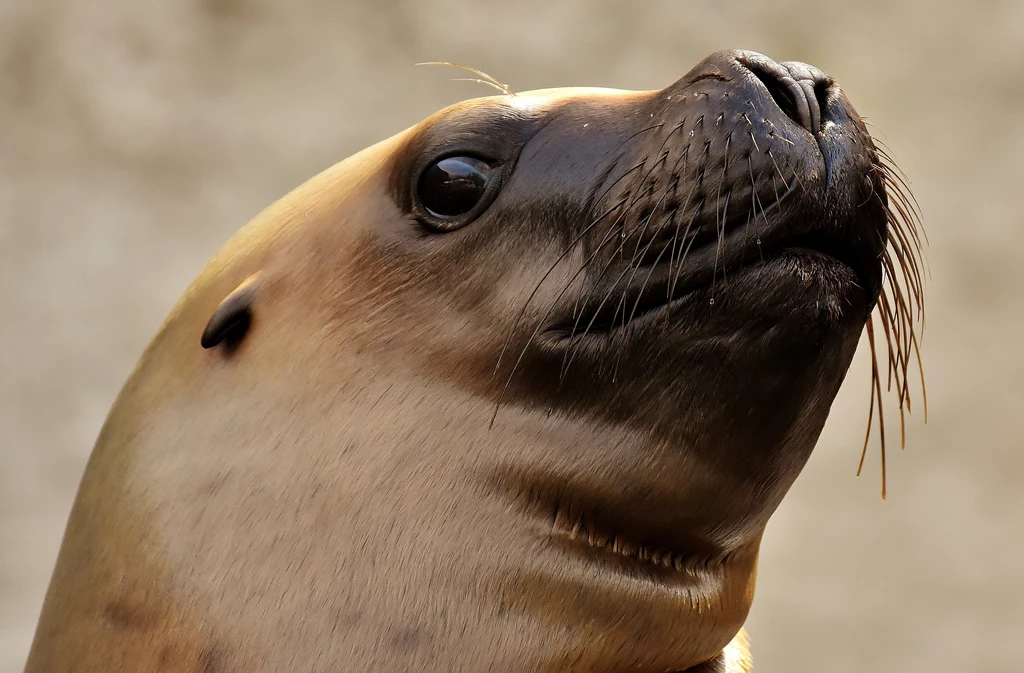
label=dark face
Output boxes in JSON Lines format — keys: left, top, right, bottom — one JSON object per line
{"left": 377, "top": 50, "right": 899, "bottom": 548}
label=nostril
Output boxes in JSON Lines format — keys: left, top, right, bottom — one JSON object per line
{"left": 747, "top": 66, "right": 802, "bottom": 126}
{"left": 738, "top": 55, "right": 828, "bottom": 136}
{"left": 814, "top": 80, "right": 830, "bottom": 107}
{"left": 813, "top": 79, "right": 831, "bottom": 125}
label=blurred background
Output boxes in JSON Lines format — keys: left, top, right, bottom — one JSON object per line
{"left": 1, "top": 1, "right": 1020, "bottom": 671}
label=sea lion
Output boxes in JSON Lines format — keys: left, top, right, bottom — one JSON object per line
{"left": 24, "top": 49, "right": 922, "bottom": 672}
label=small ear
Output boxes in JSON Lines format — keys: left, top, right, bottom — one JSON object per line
{"left": 200, "top": 275, "right": 260, "bottom": 351}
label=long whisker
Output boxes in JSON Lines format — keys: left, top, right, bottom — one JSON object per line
{"left": 858, "top": 137, "right": 927, "bottom": 497}
{"left": 492, "top": 197, "right": 628, "bottom": 377}
{"left": 560, "top": 213, "right": 641, "bottom": 380}
{"left": 490, "top": 227, "right": 631, "bottom": 428}
{"left": 415, "top": 62, "right": 516, "bottom": 96}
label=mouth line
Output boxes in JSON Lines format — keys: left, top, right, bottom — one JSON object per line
{"left": 546, "top": 233, "right": 869, "bottom": 338}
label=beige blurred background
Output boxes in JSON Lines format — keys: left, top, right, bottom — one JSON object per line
{"left": 1, "top": 1, "right": 1020, "bottom": 671}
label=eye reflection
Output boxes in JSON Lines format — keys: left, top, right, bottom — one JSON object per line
{"left": 418, "top": 156, "right": 494, "bottom": 219}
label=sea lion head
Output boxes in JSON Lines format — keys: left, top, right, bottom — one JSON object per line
{"left": 27, "top": 50, "right": 923, "bottom": 672}
{"left": 362, "top": 48, "right": 914, "bottom": 542}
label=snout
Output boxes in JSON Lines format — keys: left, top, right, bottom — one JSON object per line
{"left": 573, "top": 48, "right": 888, "bottom": 325}
{"left": 674, "top": 49, "right": 841, "bottom": 138}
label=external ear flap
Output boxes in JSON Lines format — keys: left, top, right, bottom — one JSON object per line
{"left": 200, "top": 275, "right": 260, "bottom": 351}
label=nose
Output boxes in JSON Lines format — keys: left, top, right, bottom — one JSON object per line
{"left": 733, "top": 51, "right": 834, "bottom": 136}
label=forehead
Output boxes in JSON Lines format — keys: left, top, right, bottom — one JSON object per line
{"left": 384, "top": 86, "right": 659, "bottom": 210}
{"left": 429, "top": 87, "right": 647, "bottom": 121}
{"left": 401, "top": 86, "right": 654, "bottom": 158}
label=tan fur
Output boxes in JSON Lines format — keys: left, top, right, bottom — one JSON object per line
{"left": 26, "top": 60, "right": 882, "bottom": 668}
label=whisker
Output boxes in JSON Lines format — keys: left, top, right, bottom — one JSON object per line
{"left": 858, "top": 315, "right": 880, "bottom": 478}
{"left": 490, "top": 220, "right": 635, "bottom": 428}
{"left": 860, "top": 318, "right": 889, "bottom": 499}
{"left": 560, "top": 215, "right": 640, "bottom": 380}
{"left": 493, "top": 197, "right": 629, "bottom": 377}
{"left": 858, "top": 138, "right": 927, "bottom": 497}
{"left": 415, "top": 61, "right": 516, "bottom": 96}
{"left": 667, "top": 205, "right": 704, "bottom": 302}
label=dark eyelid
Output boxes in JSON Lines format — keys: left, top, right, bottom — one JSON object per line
{"left": 387, "top": 102, "right": 546, "bottom": 215}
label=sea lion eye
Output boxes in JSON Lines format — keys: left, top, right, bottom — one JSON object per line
{"left": 417, "top": 156, "right": 495, "bottom": 228}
